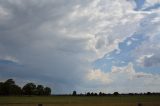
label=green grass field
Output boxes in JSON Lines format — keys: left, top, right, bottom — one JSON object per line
{"left": 0, "top": 96, "right": 160, "bottom": 106}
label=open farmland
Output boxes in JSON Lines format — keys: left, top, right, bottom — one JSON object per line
{"left": 0, "top": 96, "right": 160, "bottom": 106}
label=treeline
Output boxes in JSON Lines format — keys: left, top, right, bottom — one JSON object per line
{"left": 72, "top": 91, "right": 160, "bottom": 96}
{"left": 0, "top": 79, "right": 51, "bottom": 96}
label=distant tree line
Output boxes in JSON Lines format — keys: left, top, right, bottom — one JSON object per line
{"left": 0, "top": 79, "right": 51, "bottom": 96}
{"left": 72, "top": 91, "right": 160, "bottom": 96}
{"left": 1, "top": 79, "right": 160, "bottom": 96}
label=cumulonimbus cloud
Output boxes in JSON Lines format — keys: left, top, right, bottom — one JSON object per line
{"left": 0, "top": 0, "right": 160, "bottom": 93}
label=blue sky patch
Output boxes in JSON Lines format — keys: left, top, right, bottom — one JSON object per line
{"left": 143, "top": 3, "right": 160, "bottom": 11}
{"left": 134, "top": 0, "right": 145, "bottom": 11}
{"left": 93, "top": 34, "right": 148, "bottom": 72}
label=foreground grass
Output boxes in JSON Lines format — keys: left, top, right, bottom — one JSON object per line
{"left": 0, "top": 96, "right": 160, "bottom": 106}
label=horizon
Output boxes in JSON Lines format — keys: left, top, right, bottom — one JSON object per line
{"left": 0, "top": 0, "right": 160, "bottom": 94}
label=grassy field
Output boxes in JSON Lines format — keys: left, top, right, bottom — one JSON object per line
{"left": 0, "top": 96, "right": 160, "bottom": 106}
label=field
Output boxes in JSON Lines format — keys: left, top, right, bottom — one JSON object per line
{"left": 0, "top": 96, "right": 160, "bottom": 106}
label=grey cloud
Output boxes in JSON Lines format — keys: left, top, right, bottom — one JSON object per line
{"left": 0, "top": 0, "right": 91, "bottom": 94}
{"left": 144, "top": 55, "right": 160, "bottom": 67}
{"left": 133, "top": 11, "right": 160, "bottom": 68}
{"left": 95, "top": 37, "right": 106, "bottom": 49}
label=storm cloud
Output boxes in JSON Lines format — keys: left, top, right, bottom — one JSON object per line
{"left": 0, "top": 0, "right": 160, "bottom": 94}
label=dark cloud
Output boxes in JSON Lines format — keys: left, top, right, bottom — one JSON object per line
{"left": 0, "top": 0, "right": 91, "bottom": 94}
{"left": 144, "top": 55, "right": 160, "bottom": 67}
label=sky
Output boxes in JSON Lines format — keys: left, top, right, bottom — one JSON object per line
{"left": 0, "top": 0, "right": 160, "bottom": 94}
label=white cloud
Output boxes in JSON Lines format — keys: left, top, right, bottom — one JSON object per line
{"left": 0, "top": 6, "right": 8, "bottom": 18}
{"left": 4, "top": 56, "right": 19, "bottom": 63}
{"left": 111, "top": 63, "right": 135, "bottom": 74}
{"left": 0, "top": 54, "right": 19, "bottom": 64}
{"left": 86, "top": 63, "right": 160, "bottom": 93}
{"left": 62, "top": 0, "right": 144, "bottom": 60}
{"left": 151, "top": 17, "right": 160, "bottom": 23}
{"left": 133, "top": 72, "right": 153, "bottom": 78}
{"left": 126, "top": 41, "right": 132, "bottom": 46}
{"left": 87, "top": 69, "right": 112, "bottom": 84}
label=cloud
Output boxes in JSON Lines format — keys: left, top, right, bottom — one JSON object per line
{"left": 126, "top": 41, "right": 132, "bottom": 46}
{"left": 144, "top": 0, "right": 160, "bottom": 7}
{"left": 0, "top": 0, "right": 159, "bottom": 93}
{"left": 143, "top": 54, "right": 160, "bottom": 67}
{"left": 0, "top": 0, "right": 92, "bottom": 93}
{"left": 87, "top": 69, "right": 112, "bottom": 85}
{"left": 136, "top": 54, "right": 154, "bottom": 66}
{"left": 133, "top": 0, "right": 160, "bottom": 11}
{"left": 85, "top": 63, "right": 159, "bottom": 93}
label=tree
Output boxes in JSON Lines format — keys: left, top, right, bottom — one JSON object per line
{"left": 113, "top": 92, "right": 119, "bottom": 96}
{"left": 147, "top": 92, "right": 151, "bottom": 95}
{"left": 0, "top": 79, "right": 22, "bottom": 95}
{"left": 22, "top": 83, "right": 36, "bottom": 95}
{"left": 0, "top": 82, "right": 4, "bottom": 95}
{"left": 11, "top": 85, "right": 22, "bottom": 95}
{"left": 3, "top": 79, "right": 16, "bottom": 95}
{"left": 91, "top": 92, "right": 94, "bottom": 96}
{"left": 5, "top": 79, "right": 15, "bottom": 85}
{"left": 0, "top": 79, "right": 52, "bottom": 96}
{"left": 99, "top": 92, "right": 103, "bottom": 96}
{"left": 72, "top": 91, "right": 77, "bottom": 96}
{"left": 94, "top": 93, "right": 98, "bottom": 96}
{"left": 44, "top": 87, "right": 51, "bottom": 95}
{"left": 36, "top": 85, "right": 44, "bottom": 95}
{"left": 86, "top": 92, "right": 91, "bottom": 96}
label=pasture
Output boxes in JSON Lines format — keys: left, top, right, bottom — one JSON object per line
{"left": 0, "top": 96, "right": 160, "bottom": 106}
